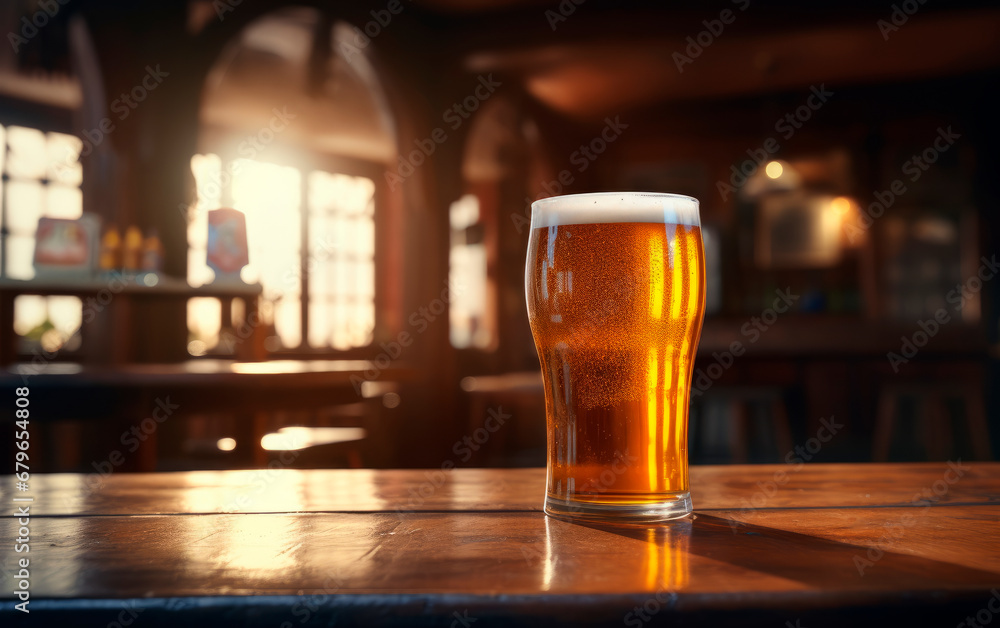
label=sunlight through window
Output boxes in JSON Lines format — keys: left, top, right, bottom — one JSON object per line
{"left": 307, "top": 171, "right": 375, "bottom": 350}
{"left": 232, "top": 158, "right": 303, "bottom": 348}
{"left": 449, "top": 194, "right": 490, "bottom": 348}
{"left": 187, "top": 154, "right": 375, "bottom": 353}
{"left": 1, "top": 124, "right": 84, "bottom": 352}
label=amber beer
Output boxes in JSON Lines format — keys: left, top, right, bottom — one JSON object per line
{"left": 525, "top": 192, "right": 705, "bottom": 521}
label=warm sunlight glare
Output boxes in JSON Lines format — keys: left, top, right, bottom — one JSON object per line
{"left": 188, "top": 155, "right": 376, "bottom": 353}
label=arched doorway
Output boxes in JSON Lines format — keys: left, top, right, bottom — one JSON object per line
{"left": 184, "top": 7, "right": 398, "bottom": 358}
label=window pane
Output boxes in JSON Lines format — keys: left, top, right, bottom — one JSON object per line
{"left": 308, "top": 171, "right": 374, "bottom": 216}
{"left": 188, "top": 155, "right": 304, "bottom": 350}
{"left": 307, "top": 214, "right": 332, "bottom": 295}
{"left": 188, "top": 153, "right": 222, "bottom": 250}
{"left": 14, "top": 295, "right": 81, "bottom": 353}
{"left": 186, "top": 155, "right": 217, "bottom": 288}
{"left": 307, "top": 171, "right": 330, "bottom": 215}
{"left": 357, "top": 218, "right": 374, "bottom": 257}
{"left": 187, "top": 297, "right": 221, "bottom": 355}
{"left": 188, "top": 159, "right": 377, "bottom": 353}
{"left": 13, "top": 295, "right": 47, "bottom": 336}
{"left": 334, "top": 258, "right": 353, "bottom": 299}
{"left": 192, "top": 153, "right": 223, "bottom": 210}
{"left": 449, "top": 194, "right": 490, "bottom": 349}
{"left": 273, "top": 297, "right": 301, "bottom": 349}
{"left": 47, "top": 295, "right": 83, "bottom": 337}
{"left": 330, "top": 214, "right": 348, "bottom": 259}
{"left": 6, "top": 126, "right": 47, "bottom": 180}
{"left": 358, "top": 260, "right": 375, "bottom": 298}
{"left": 330, "top": 303, "right": 350, "bottom": 350}
{"left": 308, "top": 242, "right": 331, "bottom": 298}
{"left": 6, "top": 179, "right": 44, "bottom": 234}
{"left": 6, "top": 234, "right": 36, "bottom": 280}
{"left": 231, "top": 159, "right": 301, "bottom": 301}
{"left": 355, "top": 301, "right": 374, "bottom": 346}
{"left": 0, "top": 124, "right": 4, "bottom": 232}
{"left": 46, "top": 185, "right": 83, "bottom": 219}
{"left": 449, "top": 194, "right": 480, "bottom": 230}
{"left": 307, "top": 299, "right": 329, "bottom": 348}
{"left": 312, "top": 221, "right": 336, "bottom": 261}
{"left": 2, "top": 125, "right": 85, "bottom": 282}
{"left": 307, "top": 171, "right": 375, "bottom": 350}
{"left": 47, "top": 132, "right": 83, "bottom": 186}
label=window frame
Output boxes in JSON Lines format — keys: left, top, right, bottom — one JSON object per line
{"left": 0, "top": 121, "right": 83, "bottom": 279}
{"left": 188, "top": 133, "right": 388, "bottom": 360}
{"left": 0, "top": 115, "right": 87, "bottom": 360}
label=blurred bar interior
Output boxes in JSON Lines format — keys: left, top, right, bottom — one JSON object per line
{"left": 0, "top": 0, "right": 997, "bottom": 472}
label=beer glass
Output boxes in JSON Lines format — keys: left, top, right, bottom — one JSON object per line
{"left": 525, "top": 192, "right": 705, "bottom": 522}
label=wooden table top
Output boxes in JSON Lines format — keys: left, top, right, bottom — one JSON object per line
{"left": 2, "top": 463, "right": 999, "bottom": 627}
{"left": 0, "top": 360, "right": 413, "bottom": 422}
{"left": 1, "top": 359, "right": 400, "bottom": 388}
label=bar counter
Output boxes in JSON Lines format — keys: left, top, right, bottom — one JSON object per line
{"left": 2, "top": 463, "right": 999, "bottom": 626}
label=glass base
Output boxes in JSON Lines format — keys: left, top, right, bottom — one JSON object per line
{"left": 544, "top": 492, "right": 692, "bottom": 524}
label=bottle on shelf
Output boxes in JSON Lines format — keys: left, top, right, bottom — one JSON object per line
{"left": 99, "top": 225, "right": 121, "bottom": 274}
{"left": 141, "top": 229, "right": 164, "bottom": 273}
{"left": 122, "top": 225, "right": 143, "bottom": 273}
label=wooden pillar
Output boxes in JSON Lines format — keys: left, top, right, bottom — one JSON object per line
{"left": 76, "top": 2, "right": 208, "bottom": 363}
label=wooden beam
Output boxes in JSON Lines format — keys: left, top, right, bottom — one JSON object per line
{"left": 466, "top": 8, "right": 1000, "bottom": 120}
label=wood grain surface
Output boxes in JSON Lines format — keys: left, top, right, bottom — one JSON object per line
{"left": 2, "top": 464, "right": 999, "bottom": 627}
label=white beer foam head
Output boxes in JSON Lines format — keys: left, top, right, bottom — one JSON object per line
{"left": 530, "top": 192, "right": 700, "bottom": 228}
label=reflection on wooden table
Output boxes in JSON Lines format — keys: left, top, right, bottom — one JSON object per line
{"left": 1, "top": 463, "right": 999, "bottom": 626}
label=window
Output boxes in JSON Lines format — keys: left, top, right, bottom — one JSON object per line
{"left": 0, "top": 124, "right": 84, "bottom": 352}
{"left": 306, "top": 171, "right": 375, "bottom": 350}
{"left": 449, "top": 194, "right": 490, "bottom": 349}
{"left": 186, "top": 154, "right": 375, "bottom": 354}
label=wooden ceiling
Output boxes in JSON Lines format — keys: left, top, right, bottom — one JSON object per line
{"left": 193, "top": 1, "right": 999, "bottom": 149}
{"left": 457, "top": 6, "right": 1000, "bottom": 121}
{"left": 7, "top": 1, "right": 998, "bottom": 145}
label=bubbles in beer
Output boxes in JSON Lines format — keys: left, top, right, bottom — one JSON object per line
{"left": 527, "top": 220, "right": 705, "bottom": 502}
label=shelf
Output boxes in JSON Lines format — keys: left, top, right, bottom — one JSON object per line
{"left": 0, "top": 275, "right": 262, "bottom": 299}
{"left": 698, "top": 315, "right": 990, "bottom": 357}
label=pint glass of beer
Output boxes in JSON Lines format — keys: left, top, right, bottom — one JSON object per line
{"left": 525, "top": 192, "right": 705, "bottom": 522}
